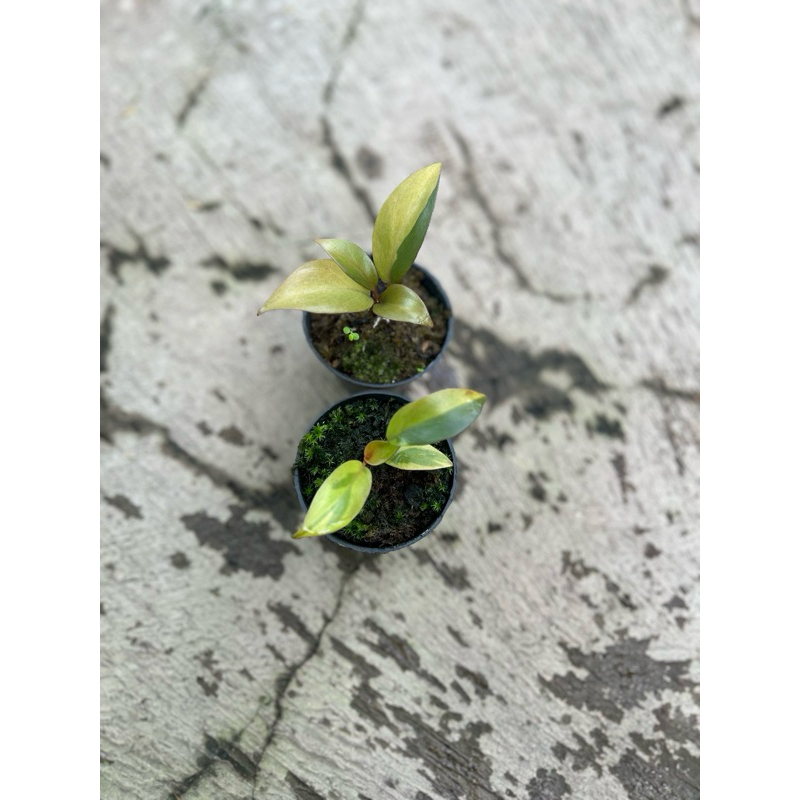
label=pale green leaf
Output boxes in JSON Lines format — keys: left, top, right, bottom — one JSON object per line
{"left": 386, "top": 444, "right": 453, "bottom": 471}
{"left": 386, "top": 388, "right": 486, "bottom": 446}
{"left": 292, "top": 460, "right": 372, "bottom": 538}
{"left": 258, "top": 260, "right": 373, "bottom": 315}
{"left": 372, "top": 285, "right": 433, "bottom": 327}
{"left": 372, "top": 163, "right": 441, "bottom": 284}
{"left": 363, "top": 440, "right": 398, "bottom": 466}
{"left": 315, "top": 238, "right": 378, "bottom": 290}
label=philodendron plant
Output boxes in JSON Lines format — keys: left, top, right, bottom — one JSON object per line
{"left": 258, "top": 163, "right": 441, "bottom": 327}
{"left": 293, "top": 388, "right": 486, "bottom": 539}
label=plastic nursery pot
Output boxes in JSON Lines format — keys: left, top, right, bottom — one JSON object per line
{"left": 292, "top": 392, "right": 458, "bottom": 554}
{"left": 302, "top": 262, "right": 453, "bottom": 390}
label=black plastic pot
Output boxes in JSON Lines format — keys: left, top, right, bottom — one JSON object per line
{"left": 302, "top": 263, "right": 453, "bottom": 390}
{"left": 292, "top": 392, "right": 458, "bottom": 554}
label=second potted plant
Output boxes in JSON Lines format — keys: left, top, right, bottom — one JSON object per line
{"left": 258, "top": 163, "right": 452, "bottom": 387}
{"left": 292, "top": 388, "right": 485, "bottom": 553}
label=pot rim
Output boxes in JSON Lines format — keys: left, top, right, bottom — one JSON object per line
{"left": 292, "top": 391, "right": 458, "bottom": 553}
{"left": 301, "top": 262, "right": 454, "bottom": 390}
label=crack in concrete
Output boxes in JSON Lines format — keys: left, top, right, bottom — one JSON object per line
{"left": 320, "top": 115, "right": 376, "bottom": 222}
{"left": 248, "top": 566, "right": 361, "bottom": 797}
{"left": 322, "top": 0, "right": 367, "bottom": 104}
{"left": 176, "top": 71, "right": 211, "bottom": 129}
{"left": 318, "top": 0, "right": 374, "bottom": 224}
{"left": 448, "top": 125, "right": 578, "bottom": 303}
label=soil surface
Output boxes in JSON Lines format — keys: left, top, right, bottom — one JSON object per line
{"left": 307, "top": 266, "right": 450, "bottom": 384}
{"left": 294, "top": 395, "right": 453, "bottom": 548}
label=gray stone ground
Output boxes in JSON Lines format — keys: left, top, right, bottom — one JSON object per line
{"left": 101, "top": 1, "right": 699, "bottom": 798}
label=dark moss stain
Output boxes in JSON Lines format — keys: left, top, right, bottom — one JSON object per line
{"left": 168, "top": 733, "right": 259, "bottom": 798}
{"left": 362, "top": 619, "right": 446, "bottom": 692}
{"left": 218, "top": 425, "right": 246, "bottom": 446}
{"left": 200, "top": 253, "right": 279, "bottom": 282}
{"left": 100, "top": 303, "right": 114, "bottom": 373}
{"left": 552, "top": 728, "right": 609, "bottom": 777}
{"left": 196, "top": 649, "right": 223, "bottom": 681}
{"left": 454, "top": 664, "right": 494, "bottom": 701}
{"left": 644, "top": 543, "right": 662, "bottom": 559}
{"left": 387, "top": 703, "right": 495, "bottom": 800}
{"left": 539, "top": 639, "right": 696, "bottom": 724}
{"left": 196, "top": 676, "right": 218, "bottom": 697}
{"left": 101, "top": 391, "right": 300, "bottom": 532}
{"left": 657, "top": 96, "right": 686, "bottom": 118}
{"left": 451, "top": 320, "right": 608, "bottom": 417}
{"left": 101, "top": 234, "right": 171, "bottom": 283}
{"left": 487, "top": 521, "right": 502, "bottom": 534}
{"left": 170, "top": 551, "right": 190, "bottom": 569}
{"left": 181, "top": 504, "right": 300, "bottom": 579}
{"left": 640, "top": 379, "right": 700, "bottom": 404}
{"left": 469, "top": 610, "right": 483, "bottom": 629}
{"left": 664, "top": 595, "right": 688, "bottom": 611}
{"left": 328, "top": 636, "right": 397, "bottom": 733}
{"left": 525, "top": 767, "right": 572, "bottom": 799}
{"left": 610, "top": 743, "right": 699, "bottom": 800}
{"left": 193, "top": 200, "right": 222, "bottom": 213}
{"left": 528, "top": 472, "right": 548, "bottom": 502}
{"left": 211, "top": 280, "right": 227, "bottom": 295}
{"left": 196, "top": 420, "right": 213, "bottom": 436}
{"left": 447, "top": 626, "right": 468, "bottom": 648}
{"left": 653, "top": 703, "right": 699, "bottom": 747}
{"left": 103, "top": 493, "right": 142, "bottom": 520}
{"left": 269, "top": 602, "right": 315, "bottom": 645}
{"left": 611, "top": 453, "right": 635, "bottom": 504}
{"left": 286, "top": 770, "right": 327, "bottom": 799}
{"left": 586, "top": 414, "right": 625, "bottom": 441}
{"left": 100, "top": 151, "right": 111, "bottom": 169}
{"left": 626, "top": 265, "right": 669, "bottom": 305}
{"left": 450, "top": 680, "right": 471, "bottom": 705}
{"left": 411, "top": 550, "right": 472, "bottom": 591}
{"left": 470, "top": 424, "right": 515, "bottom": 451}
{"left": 563, "top": 551, "right": 637, "bottom": 606}
{"left": 356, "top": 145, "right": 383, "bottom": 178}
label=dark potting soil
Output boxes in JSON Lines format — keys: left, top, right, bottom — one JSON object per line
{"left": 294, "top": 396, "right": 453, "bottom": 548}
{"left": 307, "top": 267, "right": 450, "bottom": 384}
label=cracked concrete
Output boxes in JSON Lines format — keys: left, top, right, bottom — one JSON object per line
{"left": 102, "top": 1, "right": 698, "bottom": 797}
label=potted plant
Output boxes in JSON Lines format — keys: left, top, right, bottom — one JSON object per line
{"left": 258, "top": 163, "right": 452, "bottom": 388}
{"left": 292, "top": 388, "right": 485, "bottom": 553}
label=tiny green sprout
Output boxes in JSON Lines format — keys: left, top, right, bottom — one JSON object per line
{"left": 343, "top": 326, "right": 360, "bottom": 341}
{"left": 292, "top": 388, "right": 486, "bottom": 539}
{"left": 258, "top": 164, "right": 441, "bottom": 328}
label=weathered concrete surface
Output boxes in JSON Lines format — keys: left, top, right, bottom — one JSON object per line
{"left": 101, "top": 1, "right": 699, "bottom": 798}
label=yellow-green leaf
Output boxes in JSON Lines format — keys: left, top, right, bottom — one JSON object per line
{"left": 373, "top": 285, "right": 433, "bottom": 327}
{"left": 315, "top": 238, "right": 378, "bottom": 290}
{"left": 363, "top": 440, "right": 398, "bottom": 466}
{"left": 386, "top": 388, "right": 486, "bottom": 446}
{"left": 258, "top": 260, "right": 373, "bottom": 315}
{"left": 292, "top": 460, "right": 372, "bottom": 538}
{"left": 386, "top": 444, "right": 452, "bottom": 470}
{"left": 372, "top": 163, "right": 441, "bottom": 284}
